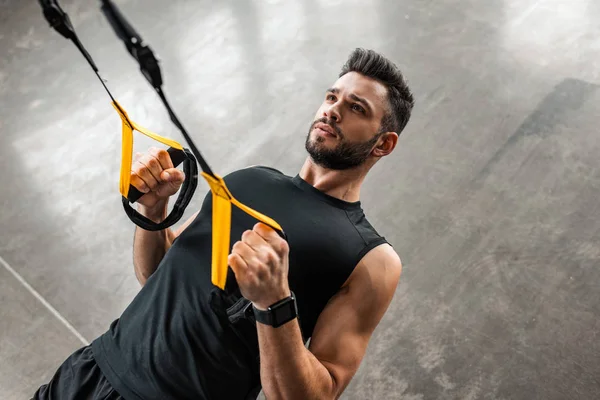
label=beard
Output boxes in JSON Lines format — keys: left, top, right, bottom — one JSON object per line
{"left": 305, "top": 117, "right": 381, "bottom": 170}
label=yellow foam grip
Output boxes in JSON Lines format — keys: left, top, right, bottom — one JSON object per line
{"left": 201, "top": 172, "right": 283, "bottom": 290}
{"left": 112, "top": 101, "right": 183, "bottom": 198}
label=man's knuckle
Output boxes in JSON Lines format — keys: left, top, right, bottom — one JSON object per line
{"left": 147, "top": 157, "right": 160, "bottom": 169}
{"left": 234, "top": 243, "right": 248, "bottom": 255}
{"left": 131, "top": 160, "right": 142, "bottom": 173}
{"left": 264, "top": 250, "right": 276, "bottom": 263}
{"left": 279, "top": 240, "right": 289, "bottom": 253}
{"left": 131, "top": 176, "right": 146, "bottom": 189}
{"left": 155, "top": 149, "right": 168, "bottom": 161}
{"left": 255, "top": 266, "right": 267, "bottom": 281}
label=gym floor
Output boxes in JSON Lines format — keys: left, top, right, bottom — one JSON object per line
{"left": 1, "top": 0, "right": 600, "bottom": 398}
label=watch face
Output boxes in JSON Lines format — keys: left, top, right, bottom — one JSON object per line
{"left": 272, "top": 302, "right": 294, "bottom": 325}
{"left": 270, "top": 296, "right": 298, "bottom": 327}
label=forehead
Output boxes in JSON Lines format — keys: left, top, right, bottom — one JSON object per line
{"left": 331, "top": 71, "right": 389, "bottom": 115}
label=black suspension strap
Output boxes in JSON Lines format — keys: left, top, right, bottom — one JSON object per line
{"left": 99, "top": 0, "right": 214, "bottom": 176}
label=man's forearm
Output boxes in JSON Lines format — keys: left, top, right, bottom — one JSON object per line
{"left": 257, "top": 318, "right": 336, "bottom": 400}
{"left": 133, "top": 202, "right": 175, "bottom": 285}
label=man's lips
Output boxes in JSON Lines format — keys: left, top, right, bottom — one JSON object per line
{"left": 314, "top": 122, "right": 337, "bottom": 137}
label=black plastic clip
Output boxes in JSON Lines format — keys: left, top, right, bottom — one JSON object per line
{"left": 100, "top": 0, "right": 162, "bottom": 89}
{"left": 226, "top": 297, "right": 256, "bottom": 325}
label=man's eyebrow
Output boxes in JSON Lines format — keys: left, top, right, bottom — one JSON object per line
{"left": 349, "top": 93, "right": 372, "bottom": 113}
{"left": 326, "top": 87, "right": 340, "bottom": 94}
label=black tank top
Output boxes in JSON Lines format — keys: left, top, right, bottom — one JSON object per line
{"left": 92, "top": 166, "right": 387, "bottom": 400}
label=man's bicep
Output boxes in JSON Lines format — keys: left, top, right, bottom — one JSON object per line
{"left": 308, "top": 288, "right": 371, "bottom": 395}
{"left": 308, "top": 245, "right": 403, "bottom": 395}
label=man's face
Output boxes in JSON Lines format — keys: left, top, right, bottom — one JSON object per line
{"left": 305, "top": 71, "right": 390, "bottom": 170}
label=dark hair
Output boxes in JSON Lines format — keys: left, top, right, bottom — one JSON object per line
{"left": 339, "top": 48, "right": 415, "bottom": 134}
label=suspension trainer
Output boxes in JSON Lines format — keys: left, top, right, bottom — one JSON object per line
{"left": 38, "top": 0, "right": 285, "bottom": 290}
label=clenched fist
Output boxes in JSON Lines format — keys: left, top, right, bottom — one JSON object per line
{"left": 228, "top": 223, "right": 291, "bottom": 310}
{"left": 131, "top": 147, "right": 185, "bottom": 210}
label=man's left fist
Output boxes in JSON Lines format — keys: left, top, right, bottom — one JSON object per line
{"left": 228, "top": 222, "right": 290, "bottom": 310}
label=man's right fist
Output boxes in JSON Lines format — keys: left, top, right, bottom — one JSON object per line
{"left": 130, "top": 147, "right": 186, "bottom": 210}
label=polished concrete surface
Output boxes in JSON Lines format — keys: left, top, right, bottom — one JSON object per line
{"left": 1, "top": 0, "right": 600, "bottom": 399}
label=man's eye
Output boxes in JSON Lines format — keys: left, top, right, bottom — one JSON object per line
{"left": 327, "top": 95, "right": 336, "bottom": 101}
{"left": 352, "top": 104, "right": 365, "bottom": 113}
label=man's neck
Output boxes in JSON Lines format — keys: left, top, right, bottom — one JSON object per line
{"left": 298, "top": 157, "right": 371, "bottom": 203}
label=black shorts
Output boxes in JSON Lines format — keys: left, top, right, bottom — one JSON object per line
{"left": 33, "top": 345, "right": 124, "bottom": 400}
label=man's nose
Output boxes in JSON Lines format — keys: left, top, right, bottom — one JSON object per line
{"left": 323, "top": 104, "right": 341, "bottom": 123}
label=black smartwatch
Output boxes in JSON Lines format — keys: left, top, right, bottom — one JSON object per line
{"left": 252, "top": 292, "right": 298, "bottom": 328}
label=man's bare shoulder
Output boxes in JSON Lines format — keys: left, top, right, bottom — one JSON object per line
{"left": 343, "top": 243, "right": 402, "bottom": 290}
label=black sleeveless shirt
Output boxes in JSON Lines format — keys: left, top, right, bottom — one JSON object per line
{"left": 92, "top": 166, "right": 387, "bottom": 400}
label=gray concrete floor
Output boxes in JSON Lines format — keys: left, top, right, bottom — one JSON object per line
{"left": 2, "top": 0, "right": 600, "bottom": 399}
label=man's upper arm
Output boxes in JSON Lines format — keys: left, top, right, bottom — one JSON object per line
{"left": 308, "top": 244, "right": 402, "bottom": 397}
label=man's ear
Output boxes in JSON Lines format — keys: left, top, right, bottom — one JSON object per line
{"left": 372, "top": 132, "right": 398, "bottom": 157}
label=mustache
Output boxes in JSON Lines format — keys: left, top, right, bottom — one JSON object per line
{"left": 311, "top": 117, "right": 343, "bottom": 138}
